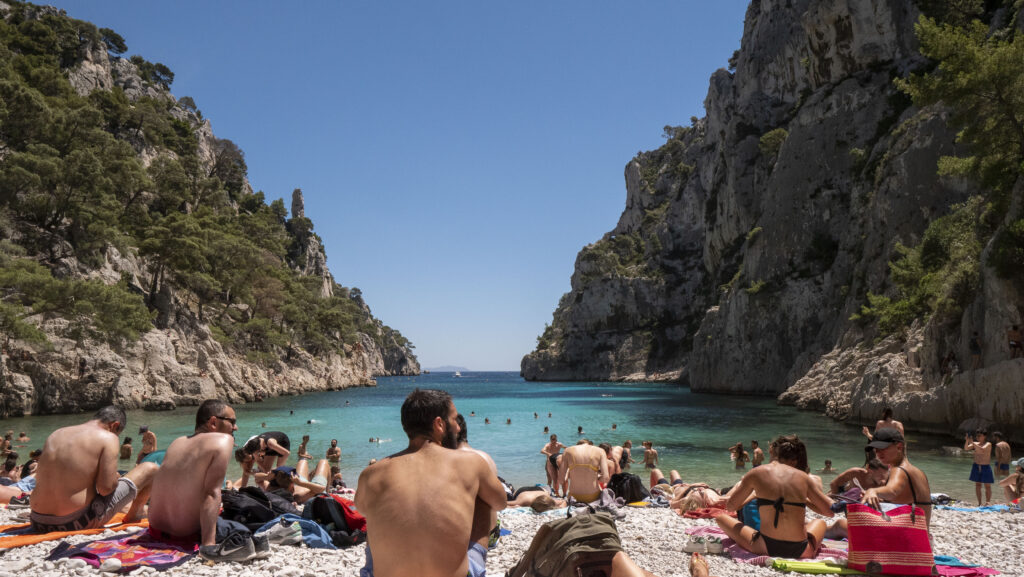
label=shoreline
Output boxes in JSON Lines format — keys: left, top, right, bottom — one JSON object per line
{"left": 1, "top": 501, "right": 1020, "bottom": 577}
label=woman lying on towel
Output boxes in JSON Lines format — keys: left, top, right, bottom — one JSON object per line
{"left": 647, "top": 468, "right": 729, "bottom": 513}
{"left": 714, "top": 435, "right": 834, "bottom": 559}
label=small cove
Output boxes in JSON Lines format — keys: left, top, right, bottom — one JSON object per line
{"left": 1, "top": 372, "right": 983, "bottom": 500}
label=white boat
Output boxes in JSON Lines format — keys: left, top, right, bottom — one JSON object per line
{"left": 454, "top": 371, "right": 462, "bottom": 378}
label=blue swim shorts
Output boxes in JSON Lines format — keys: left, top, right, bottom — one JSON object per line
{"left": 361, "top": 542, "right": 487, "bottom": 577}
{"left": 969, "top": 463, "right": 994, "bottom": 484}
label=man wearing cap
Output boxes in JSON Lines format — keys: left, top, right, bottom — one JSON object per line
{"left": 863, "top": 428, "right": 932, "bottom": 528}
{"left": 266, "top": 460, "right": 329, "bottom": 505}
{"left": 148, "top": 399, "right": 268, "bottom": 562}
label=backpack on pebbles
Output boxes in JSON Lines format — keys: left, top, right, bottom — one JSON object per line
{"left": 505, "top": 511, "right": 622, "bottom": 577}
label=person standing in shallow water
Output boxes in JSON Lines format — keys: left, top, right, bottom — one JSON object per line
{"left": 751, "top": 440, "right": 764, "bottom": 467}
{"left": 965, "top": 429, "right": 994, "bottom": 505}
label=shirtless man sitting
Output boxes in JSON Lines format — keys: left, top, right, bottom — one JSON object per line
{"left": 559, "top": 439, "right": 609, "bottom": 503}
{"left": 30, "top": 406, "right": 157, "bottom": 532}
{"left": 148, "top": 400, "right": 266, "bottom": 562}
{"left": 829, "top": 458, "right": 888, "bottom": 495}
{"left": 455, "top": 414, "right": 503, "bottom": 553}
{"left": 356, "top": 389, "right": 506, "bottom": 577}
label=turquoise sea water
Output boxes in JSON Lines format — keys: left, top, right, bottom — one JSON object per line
{"left": 0, "top": 372, "right": 984, "bottom": 499}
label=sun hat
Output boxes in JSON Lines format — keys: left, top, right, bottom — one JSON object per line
{"left": 1012, "top": 458, "right": 1024, "bottom": 468}
{"left": 273, "top": 466, "right": 296, "bottom": 476}
{"left": 866, "top": 428, "right": 904, "bottom": 449}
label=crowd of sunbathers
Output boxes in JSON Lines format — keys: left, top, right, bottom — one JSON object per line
{"left": 3, "top": 397, "right": 1022, "bottom": 577}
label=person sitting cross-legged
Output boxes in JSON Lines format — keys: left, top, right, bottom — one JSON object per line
{"left": 714, "top": 435, "right": 834, "bottom": 559}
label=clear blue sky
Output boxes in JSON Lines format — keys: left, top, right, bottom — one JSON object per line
{"left": 49, "top": 1, "right": 749, "bottom": 370}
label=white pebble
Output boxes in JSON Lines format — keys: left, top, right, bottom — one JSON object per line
{"left": 99, "top": 558, "right": 122, "bottom": 573}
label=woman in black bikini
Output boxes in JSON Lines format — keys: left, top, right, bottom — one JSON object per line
{"left": 715, "top": 435, "right": 834, "bottom": 559}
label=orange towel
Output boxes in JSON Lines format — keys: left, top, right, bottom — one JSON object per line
{"left": 682, "top": 507, "right": 735, "bottom": 519}
{"left": 0, "top": 513, "right": 149, "bottom": 549}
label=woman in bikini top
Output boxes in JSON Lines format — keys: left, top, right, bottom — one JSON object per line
{"left": 713, "top": 435, "right": 835, "bottom": 559}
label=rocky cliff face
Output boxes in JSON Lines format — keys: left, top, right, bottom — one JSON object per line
{"left": 523, "top": 0, "right": 1023, "bottom": 440}
{"left": 0, "top": 6, "right": 418, "bottom": 416}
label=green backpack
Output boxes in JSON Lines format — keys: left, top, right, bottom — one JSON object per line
{"left": 505, "top": 512, "right": 623, "bottom": 577}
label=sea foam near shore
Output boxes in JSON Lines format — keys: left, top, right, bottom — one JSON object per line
{"left": 1, "top": 505, "right": 1020, "bottom": 577}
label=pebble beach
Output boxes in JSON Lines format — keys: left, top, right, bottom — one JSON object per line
{"left": 1, "top": 503, "right": 1020, "bottom": 577}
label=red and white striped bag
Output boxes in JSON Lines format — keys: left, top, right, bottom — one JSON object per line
{"left": 846, "top": 503, "right": 934, "bottom": 575}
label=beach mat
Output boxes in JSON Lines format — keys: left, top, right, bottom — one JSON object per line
{"left": 47, "top": 528, "right": 196, "bottom": 572}
{"left": 934, "top": 504, "right": 1010, "bottom": 513}
{"left": 771, "top": 559, "right": 861, "bottom": 574}
{"left": 683, "top": 507, "right": 734, "bottom": 519}
{"left": 686, "top": 526, "right": 847, "bottom": 567}
{"left": 0, "top": 513, "right": 149, "bottom": 549}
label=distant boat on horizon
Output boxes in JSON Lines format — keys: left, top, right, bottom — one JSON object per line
{"left": 454, "top": 371, "right": 462, "bottom": 378}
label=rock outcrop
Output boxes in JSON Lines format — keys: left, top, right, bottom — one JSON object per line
{"left": 523, "top": 0, "right": 1023, "bottom": 440}
{"left": 0, "top": 5, "right": 418, "bottom": 417}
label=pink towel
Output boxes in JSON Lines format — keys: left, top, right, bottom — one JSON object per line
{"left": 936, "top": 566, "right": 1000, "bottom": 577}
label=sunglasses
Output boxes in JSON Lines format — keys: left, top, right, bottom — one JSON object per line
{"left": 214, "top": 415, "right": 237, "bottom": 425}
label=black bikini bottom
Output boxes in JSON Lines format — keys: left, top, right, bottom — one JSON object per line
{"left": 753, "top": 532, "right": 810, "bottom": 558}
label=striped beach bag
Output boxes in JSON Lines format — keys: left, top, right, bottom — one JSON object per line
{"left": 846, "top": 503, "right": 934, "bottom": 575}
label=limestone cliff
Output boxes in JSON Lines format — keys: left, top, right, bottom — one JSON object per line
{"left": 523, "top": 0, "right": 1024, "bottom": 440}
{"left": 0, "top": 4, "right": 418, "bottom": 417}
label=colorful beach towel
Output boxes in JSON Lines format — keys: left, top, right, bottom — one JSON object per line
{"left": 934, "top": 504, "right": 1010, "bottom": 513}
{"left": 686, "top": 526, "right": 847, "bottom": 567}
{"left": 0, "top": 513, "right": 149, "bottom": 549}
{"left": 933, "top": 557, "right": 1001, "bottom": 577}
{"left": 47, "top": 529, "right": 196, "bottom": 572}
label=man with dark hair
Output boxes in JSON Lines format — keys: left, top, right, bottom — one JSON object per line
{"left": 149, "top": 399, "right": 266, "bottom": 562}
{"left": 30, "top": 405, "right": 157, "bottom": 532}
{"left": 357, "top": 389, "right": 506, "bottom": 577}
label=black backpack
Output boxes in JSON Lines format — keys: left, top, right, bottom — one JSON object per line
{"left": 221, "top": 486, "right": 298, "bottom": 531}
{"left": 606, "top": 473, "right": 650, "bottom": 503}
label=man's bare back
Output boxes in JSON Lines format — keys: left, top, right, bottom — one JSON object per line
{"left": 356, "top": 391, "right": 505, "bottom": 577}
{"left": 358, "top": 442, "right": 504, "bottom": 577}
{"left": 33, "top": 422, "right": 121, "bottom": 517}
{"left": 149, "top": 431, "right": 233, "bottom": 542}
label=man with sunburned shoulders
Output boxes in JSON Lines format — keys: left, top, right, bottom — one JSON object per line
{"left": 356, "top": 389, "right": 506, "bottom": 577}
{"left": 30, "top": 406, "right": 157, "bottom": 532}
{"left": 148, "top": 399, "right": 266, "bottom": 562}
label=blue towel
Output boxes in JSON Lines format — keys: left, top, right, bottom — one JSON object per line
{"left": 255, "top": 514, "right": 336, "bottom": 549}
{"left": 935, "top": 504, "right": 1009, "bottom": 513}
{"left": 934, "top": 555, "right": 979, "bottom": 568}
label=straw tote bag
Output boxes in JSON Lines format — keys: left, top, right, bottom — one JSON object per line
{"left": 846, "top": 503, "right": 934, "bottom": 576}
